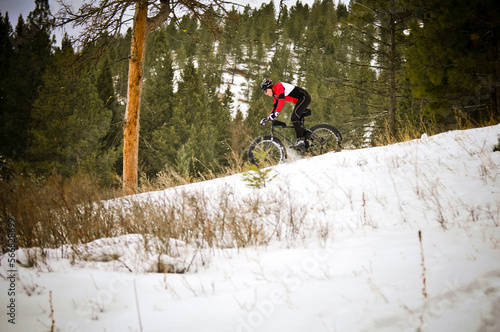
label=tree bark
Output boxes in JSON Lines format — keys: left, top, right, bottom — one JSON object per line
{"left": 123, "top": 1, "right": 148, "bottom": 196}
{"left": 387, "top": 8, "right": 397, "bottom": 138}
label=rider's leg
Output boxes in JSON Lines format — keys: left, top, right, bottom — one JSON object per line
{"left": 291, "top": 92, "right": 311, "bottom": 139}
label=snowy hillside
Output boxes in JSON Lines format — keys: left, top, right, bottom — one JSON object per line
{"left": 2, "top": 125, "right": 500, "bottom": 332}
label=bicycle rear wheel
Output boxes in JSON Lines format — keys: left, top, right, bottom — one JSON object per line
{"left": 308, "top": 124, "right": 342, "bottom": 156}
{"left": 248, "top": 136, "right": 287, "bottom": 167}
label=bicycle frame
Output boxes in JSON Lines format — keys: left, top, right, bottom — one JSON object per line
{"left": 269, "top": 109, "right": 312, "bottom": 145}
{"left": 269, "top": 121, "right": 294, "bottom": 145}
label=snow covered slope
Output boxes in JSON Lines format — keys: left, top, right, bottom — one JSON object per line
{"left": 2, "top": 125, "right": 500, "bottom": 332}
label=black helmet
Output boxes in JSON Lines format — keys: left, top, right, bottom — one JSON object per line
{"left": 260, "top": 78, "right": 273, "bottom": 91}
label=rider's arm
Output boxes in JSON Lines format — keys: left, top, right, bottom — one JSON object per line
{"left": 270, "top": 83, "right": 285, "bottom": 116}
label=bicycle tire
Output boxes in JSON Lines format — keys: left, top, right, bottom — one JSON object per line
{"left": 248, "top": 136, "right": 287, "bottom": 166}
{"left": 308, "top": 123, "right": 342, "bottom": 156}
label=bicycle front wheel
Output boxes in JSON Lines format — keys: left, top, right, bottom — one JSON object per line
{"left": 248, "top": 136, "right": 287, "bottom": 167}
{"left": 308, "top": 124, "right": 342, "bottom": 156}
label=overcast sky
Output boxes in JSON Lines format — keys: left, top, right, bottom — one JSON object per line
{"left": 1, "top": 0, "right": 57, "bottom": 24}
{"left": 1, "top": 0, "right": 349, "bottom": 45}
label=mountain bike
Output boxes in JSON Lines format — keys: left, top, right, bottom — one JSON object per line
{"left": 248, "top": 109, "right": 342, "bottom": 167}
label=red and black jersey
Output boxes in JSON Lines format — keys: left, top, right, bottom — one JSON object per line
{"left": 270, "top": 82, "right": 308, "bottom": 115}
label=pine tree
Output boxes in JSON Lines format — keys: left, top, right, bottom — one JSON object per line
{"left": 407, "top": 0, "right": 500, "bottom": 121}
{"left": 140, "top": 28, "right": 176, "bottom": 177}
{"left": 222, "top": 8, "right": 244, "bottom": 84}
{"left": 283, "top": 1, "right": 308, "bottom": 45}
{"left": 0, "top": 12, "right": 13, "bottom": 87}
{"left": 222, "top": 85, "right": 234, "bottom": 116}
{"left": 230, "top": 108, "right": 251, "bottom": 161}
{"left": 171, "top": 59, "right": 215, "bottom": 176}
{"left": 0, "top": 12, "right": 14, "bottom": 160}
{"left": 245, "top": 85, "right": 270, "bottom": 139}
{"left": 209, "top": 87, "right": 232, "bottom": 170}
{"left": 0, "top": 0, "right": 54, "bottom": 160}
{"left": 347, "top": 0, "right": 415, "bottom": 138}
{"left": 96, "top": 56, "right": 117, "bottom": 112}
{"left": 269, "top": 39, "right": 295, "bottom": 83}
{"left": 28, "top": 37, "right": 116, "bottom": 181}
{"left": 110, "top": 29, "right": 131, "bottom": 101}
{"left": 256, "top": 2, "right": 277, "bottom": 48}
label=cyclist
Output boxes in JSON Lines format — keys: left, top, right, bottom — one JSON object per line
{"left": 259, "top": 78, "right": 311, "bottom": 148}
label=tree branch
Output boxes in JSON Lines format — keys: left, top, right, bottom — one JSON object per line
{"left": 147, "top": 1, "right": 170, "bottom": 32}
{"left": 55, "top": 0, "right": 135, "bottom": 45}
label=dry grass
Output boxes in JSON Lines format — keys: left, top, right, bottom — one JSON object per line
{"left": 0, "top": 173, "right": 120, "bottom": 256}
{"left": 0, "top": 159, "right": 274, "bottom": 266}
{"left": 374, "top": 109, "right": 499, "bottom": 146}
{"left": 138, "top": 148, "right": 249, "bottom": 193}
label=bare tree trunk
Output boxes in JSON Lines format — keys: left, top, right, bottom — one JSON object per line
{"left": 123, "top": 1, "right": 148, "bottom": 196}
{"left": 388, "top": 60, "right": 397, "bottom": 137}
{"left": 387, "top": 8, "right": 397, "bottom": 138}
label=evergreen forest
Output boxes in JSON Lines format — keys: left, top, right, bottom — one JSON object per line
{"left": 1, "top": 0, "right": 499, "bottom": 190}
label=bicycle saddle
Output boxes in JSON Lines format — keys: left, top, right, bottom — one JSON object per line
{"left": 301, "top": 109, "right": 312, "bottom": 118}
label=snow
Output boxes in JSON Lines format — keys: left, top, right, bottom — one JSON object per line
{"left": 2, "top": 124, "right": 500, "bottom": 332}
{"left": 222, "top": 71, "right": 251, "bottom": 118}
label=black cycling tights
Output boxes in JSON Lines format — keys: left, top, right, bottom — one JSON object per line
{"left": 291, "top": 91, "right": 311, "bottom": 138}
